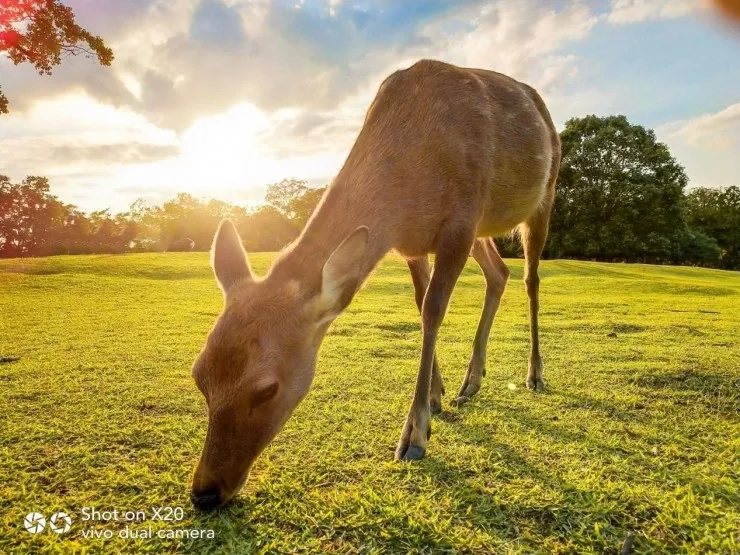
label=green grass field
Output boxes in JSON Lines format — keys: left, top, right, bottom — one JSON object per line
{"left": 0, "top": 253, "right": 738, "bottom": 554}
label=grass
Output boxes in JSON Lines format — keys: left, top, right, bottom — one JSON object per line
{"left": 0, "top": 253, "right": 738, "bottom": 554}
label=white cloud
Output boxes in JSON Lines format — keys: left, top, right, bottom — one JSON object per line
{"left": 607, "top": 0, "right": 700, "bottom": 25}
{"left": 0, "top": 94, "right": 177, "bottom": 170}
{"left": 657, "top": 102, "right": 740, "bottom": 188}
{"left": 3, "top": 0, "right": 602, "bottom": 131}
{"left": 413, "top": 0, "right": 598, "bottom": 91}
{"left": 328, "top": 0, "right": 343, "bottom": 17}
{"left": 671, "top": 102, "right": 740, "bottom": 147}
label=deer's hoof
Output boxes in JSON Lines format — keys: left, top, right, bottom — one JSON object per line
{"left": 451, "top": 395, "right": 470, "bottom": 407}
{"left": 526, "top": 377, "right": 545, "bottom": 392}
{"left": 395, "top": 413, "right": 430, "bottom": 461}
{"left": 398, "top": 445, "right": 425, "bottom": 461}
{"left": 455, "top": 379, "right": 481, "bottom": 401}
{"left": 429, "top": 399, "right": 442, "bottom": 414}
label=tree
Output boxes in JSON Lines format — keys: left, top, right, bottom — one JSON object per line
{"left": 291, "top": 186, "right": 326, "bottom": 228}
{"left": 0, "top": 0, "right": 113, "bottom": 114}
{"left": 678, "top": 228, "right": 721, "bottom": 266}
{"left": 548, "top": 115, "right": 690, "bottom": 263}
{"left": 153, "top": 193, "right": 250, "bottom": 251}
{"left": 0, "top": 175, "right": 16, "bottom": 253}
{"left": 62, "top": 206, "right": 93, "bottom": 254}
{"left": 238, "top": 206, "right": 299, "bottom": 252}
{"left": 265, "top": 179, "right": 309, "bottom": 220}
{"left": 265, "top": 179, "right": 328, "bottom": 229}
{"left": 685, "top": 186, "right": 740, "bottom": 269}
{"left": 0, "top": 175, "right": 67, "bottom": 256}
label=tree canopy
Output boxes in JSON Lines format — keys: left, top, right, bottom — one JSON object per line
{"left": 685, "top": 186, "right": 740, "bottom": 269}
{"left": 0, "top": 0, "right": 113, "bottom": 114}
{"left": 266, "top": 179, "right": 326, "bottom": 228}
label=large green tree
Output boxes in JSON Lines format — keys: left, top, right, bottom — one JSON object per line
{"left": 548, "top": 115, "right": 696, "bottom": 263}
{"left": 0, "top": 0, "right": 113, "bottom": 113}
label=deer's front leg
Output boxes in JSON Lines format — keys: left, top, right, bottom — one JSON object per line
{"left": 395, "top": 225, "right": 475, "bottom": 461}
{"left": 407, "top": 256, "right": 445, "bottom": 414}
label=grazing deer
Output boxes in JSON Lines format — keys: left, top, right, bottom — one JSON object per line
{"left": 190, "top": 59, "right": 560, "bottom": 510}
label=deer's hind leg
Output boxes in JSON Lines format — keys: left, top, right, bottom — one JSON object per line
{"left": 407, "top": 257, "right": 445, "bottom": 414}
{"left": 453, "top": 238, "right": 509, "bottom": 406}
{"left": 521, "top": 199, "right": 554, "bottom": 392}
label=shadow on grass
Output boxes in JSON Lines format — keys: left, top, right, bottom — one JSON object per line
{"left": 177, "top": 379, "right": 737, "bottom": 553}
{"left": 374, "top": 321, "right": 421, "bottom": 335}
{"left": 552, "top": 390, "right": 646, "bottom": 422}
{"left": 186, "top": 492, "right": 467, "bottom": 553}
{"left": 420, "top": 444, "right": 637, "bottom": 547}
{"left": 627, "top": 368, "right": 739, "bottom": 415}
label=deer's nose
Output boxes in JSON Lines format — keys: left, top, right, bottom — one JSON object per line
{"left": 190, "top": 487, "right": 221, "bottom": 511}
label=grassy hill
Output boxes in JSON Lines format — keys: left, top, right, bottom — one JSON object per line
{"left": 0, "top": 253, "right": 738, "bottom": 553}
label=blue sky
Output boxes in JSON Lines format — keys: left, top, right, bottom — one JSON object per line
{"left": 0, "top": 0, "right": 738, "bottom": 212}
{"left": 570, "top": 13, "right": 740, "bottom": 125}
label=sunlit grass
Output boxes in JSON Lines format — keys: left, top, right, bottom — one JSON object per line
{"left": 0, "top": 254, "right": 738, "bottom": 553}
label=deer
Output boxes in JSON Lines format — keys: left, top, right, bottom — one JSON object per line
{"left": 189, "top": 59, "right": 561, "bottom": 510}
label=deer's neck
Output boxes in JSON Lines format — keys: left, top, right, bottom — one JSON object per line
{"left": 270, "top": 176, "right": 391, "bottom": 292}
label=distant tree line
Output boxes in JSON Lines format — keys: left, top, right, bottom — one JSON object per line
{"left": 0, "top": 175, "right": 324, "bottom": 257}
{"left": 1, "top": 116, "right": 738, "bottom": 269}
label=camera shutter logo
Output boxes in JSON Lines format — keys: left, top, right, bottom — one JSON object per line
{"left": 24, "top": 512, "right": 46, "bottom": 534}
{"left": 49, "top": 512, "right": 73, "bottom": 534}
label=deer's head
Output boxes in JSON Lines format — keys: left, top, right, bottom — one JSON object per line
{"left": 190, "top": 219, "right": 367, "bottom": 510}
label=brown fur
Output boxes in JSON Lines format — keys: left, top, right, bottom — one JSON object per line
{"left": 190, "top": 59, "right": 561, "bottom": 510}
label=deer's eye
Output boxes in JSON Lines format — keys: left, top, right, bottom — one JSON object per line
{"left": 249, "top": 381, "right": 279, "bottom": 409}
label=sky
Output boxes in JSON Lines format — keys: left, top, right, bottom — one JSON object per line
{"left": 1, "top": 0, "right": 739, "bottom": 213}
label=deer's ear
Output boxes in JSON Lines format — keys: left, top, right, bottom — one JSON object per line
{"left": 211, "top": 219, "right": 252, "bottom": 294}
{"left": 318, "top": 226, "right": 369, "bottom": 323}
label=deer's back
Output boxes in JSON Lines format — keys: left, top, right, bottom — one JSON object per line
{"left": 340, "top": 60, "right": 559, "bottom": 255}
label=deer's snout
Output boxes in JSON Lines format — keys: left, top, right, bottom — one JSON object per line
{"left": 190, "top": 485, "right": 222, "bottom": 511}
